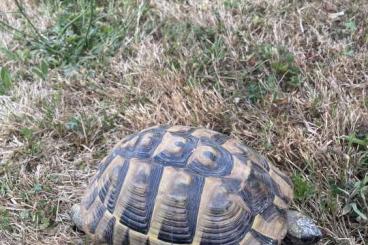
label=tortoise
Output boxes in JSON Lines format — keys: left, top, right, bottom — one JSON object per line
{"left": 71, "top": 125, "right": 322, "bottom": 244}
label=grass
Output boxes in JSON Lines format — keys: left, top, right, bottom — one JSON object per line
{"left": 0, "top": 0, "right": 367, "bottom": 244}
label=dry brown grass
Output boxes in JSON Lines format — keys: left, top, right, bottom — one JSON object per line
{"left": 1, "top": 0, "right": 367, "bottom": 244}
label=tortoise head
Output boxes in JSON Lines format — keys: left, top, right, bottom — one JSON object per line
{"left": 284, "top": 210, "right": 322, "bottom": 245}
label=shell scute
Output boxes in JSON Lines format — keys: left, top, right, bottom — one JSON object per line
{"left": 151, "top": 168, "right": 204, "bottom": 244}
{"left": 241, "top": 165, "right": 275, "bottom": 214}
{"left": 117, "top": 128, "right": 165, "bottom": 159}
{"left": 117, "top": 159, "right": 163, "bottom": 234}
{"left": 194, "top": 179, "right": 253, "bottom": 245}
{"left": 191, "top": 128, "right": 230, "bottom": 145}
{"left": 187, "top": 140, "right": 233, "bottom": 177}
{"left": 153, "top": 132, "right": 198, "bottom": 167}
{"left": 106, "top": 160, "right": 129, "bottom": 213}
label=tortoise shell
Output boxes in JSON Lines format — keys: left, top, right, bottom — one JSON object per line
{"left": 77, "top": 125, "right": 293, "bottom": 244}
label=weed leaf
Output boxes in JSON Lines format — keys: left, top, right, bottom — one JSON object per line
{"left": 0, "top": 67, "right": 12, "bottom": 95}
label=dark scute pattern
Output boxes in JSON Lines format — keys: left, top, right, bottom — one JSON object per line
{"left": 231, "top": 143, "right": 250, "bottom": 162}
{"left": 199, "top": 214, "right": 252, "bottom": 245}
{"left": 251, "top": 230, "right": 278, "bottom": 245}
{"left": 171, "top": 127, "right": 196, "bottom": 135}
{"left": 120, "top": 164, "right": 163, "bottom": 234}
{"left": 221, "top": 178, "right": 242, "bottom": 193}
{"left": 120, "top": 132, "right": 139, "bottom": 145}
{"left": 107, "top": 161, "right": 130, "bottom": 213}
{"left": 241, "top": 163, "right": 275, "bottom": 213}
{"left": 207, "top": 132, "right": 230, "bottom": 145}
{"left": 250, "top": 162, "right": 272, "bottom": 181}
{"left": 122, "top": 230, "right": 130, "bottom": 245}
{"left": 153, "top": 133, "right": 198, "bottom": 168}
{"left": 83, "top": 188, "right": 98, "bottom": 210}
{"left": 232, "top": 153, "right": 249, "bottom": 164}
{"left": 269, "top": 177, "right": 291, "bottom": 205}
{"left": 188, "top": 140, "right": 233, "bottom": 177}
{"left": 261, "top": 204, "right": 286, "bottom": 221}
{"left": 89, "top": 203, "right": 106, "bottom": 234}
{"left": 103, "top": 217, "right": 116, "bottom": 244}
{"left": 259, "top": 157, "right": 270, "bottom": 171}
{"left": 113, "top": 126, "right": 235, "bottom": 177}
{"left": 99, "top": 178, "right": 111, "bottom": 203}
{"left": 252, "top": 162, "right": 291, "bottom": 205}
{"left": 199, "top": 186, "right": 253, "bottom": 245}
{"left": 159, "top": 231, "right": 192, "bottom": 244}
{"left": 242, "top": 180, "right": 274, "bottom": 214}
{"left": 158, "top": 174, "right": 204, "bottom": 244}
{"left": 95, "top": 154, "right": 116, "bottom": 180}
{"left": 117, "top": 128, "right": 165, "bottom": 159}
{"left": 274, "top": 167, "right": 293, "bottom": 186}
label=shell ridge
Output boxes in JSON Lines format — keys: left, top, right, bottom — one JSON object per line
{"left": 117, "top": 127, "right": 166, "bottom": 159}
{"left": 106, "top": 160, "right": 130, "bottom": 213}
{"left": 119, "top": 163, "right": 164, "bottom": 234}
{"left": 102, "top": 216, "right": 116, "bottom": 244}
{"left": 88, "top": 202, "right": 106, "bottom": 234}
{"left": 187, "top": 139, "right": 234, "bottom": 177}
{"left": 94, "top": 154, "right": 116, "bottom": 181}
{"left": 98, "top": 178, "right": 112, "bottom": 204}
{"left": 250, "top": 229, "right": 278, "bottom": 245}
{"left": 157, "top": 173, "right": 205, "bottom": 244}
{"left": 197, "top": 181, "right": 253, "bottom": 245}
{"left": 153, "top": 132, "right": 199, "bottom": 168}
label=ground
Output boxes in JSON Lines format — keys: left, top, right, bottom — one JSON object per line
{"left": 0, "top": 0, "right": 367, "bottom": 244}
